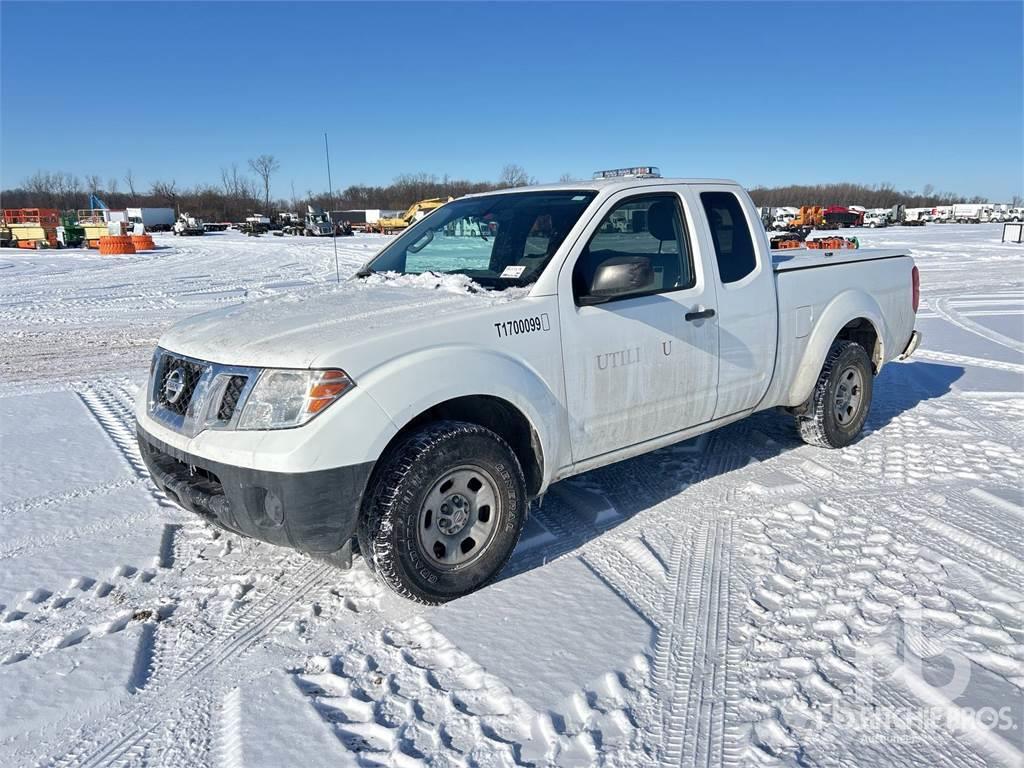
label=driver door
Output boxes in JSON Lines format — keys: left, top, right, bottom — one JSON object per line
{"left": 557, "top": 188, "right": 719, "bottom": 463}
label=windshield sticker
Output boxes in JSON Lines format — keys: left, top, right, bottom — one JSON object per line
{"left": 495, "top": 313, "right": 550, "bottom": 339}
{"left": 500, "top": 265, "right": 526, "bottom": 279}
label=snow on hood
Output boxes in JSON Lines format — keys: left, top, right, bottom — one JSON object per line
{"left": 159, "top": 272, "right": 527, "bottom": 368}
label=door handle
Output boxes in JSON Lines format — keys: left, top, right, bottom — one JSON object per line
{"left": 685, "top": 307, "right": 716, "bottom": 322}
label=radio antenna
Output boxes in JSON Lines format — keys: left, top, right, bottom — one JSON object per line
{"left": 324, "top": 132, "right": 340, "bottom": 283}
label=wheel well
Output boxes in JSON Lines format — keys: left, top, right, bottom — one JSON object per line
{"left": 836, "top": 318, "right": 881, "bottom": 372}
{"left": 379, "top": 396, "right": 544, "bottom": 498}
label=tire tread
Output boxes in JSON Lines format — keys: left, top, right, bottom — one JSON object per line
{"left": 797, "top": 340, "right": 871, "bottom": 449}
{"left": 358, "top": 420, "right": 525, "bottom": 603}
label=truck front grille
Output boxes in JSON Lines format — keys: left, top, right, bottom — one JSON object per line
{"left": 156, "top": 355, "right": 206, "bottom": 415}
{"left": 148, "top": 349, "right": 258, "bottom": 436}
{"left": 218, "top": 375, "right": 248, "bottom": 420}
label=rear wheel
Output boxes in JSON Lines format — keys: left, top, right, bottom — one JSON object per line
{"left": 358, "top": 421, "right": 527, "bottom": 603}
{"left": 797, "top": 340, "right": 873, "bottom": 448}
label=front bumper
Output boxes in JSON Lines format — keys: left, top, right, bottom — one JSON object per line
{"left": 137, "top": 426, "right": 373, "bottom": 560}
{"left": 898, "top": 329, "right": 922, "bottom": 360}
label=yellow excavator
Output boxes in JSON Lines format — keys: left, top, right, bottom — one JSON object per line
{"left": 374, "top": 198, "right": 450, "bottom": 234}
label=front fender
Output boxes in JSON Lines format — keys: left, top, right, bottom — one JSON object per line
{"left": 358, "top": 345, "right": 567, "bottom": 490}
{"left": 787, "top": 289, "right": 885, "bottom": 407}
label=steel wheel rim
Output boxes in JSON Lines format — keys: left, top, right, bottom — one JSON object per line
{"left": 416, "top": 464, "right": 501, "bottom": 569}
{"left": 834, "top": 365, "right": 864, "bottom": 425}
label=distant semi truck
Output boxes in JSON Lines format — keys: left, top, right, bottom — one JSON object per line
{"left": 127, "top": 207, "right": 175, "bottom": 232}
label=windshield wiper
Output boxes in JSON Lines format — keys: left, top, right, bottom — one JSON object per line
{"left": 355, "top": 266, "right": 375, "bottom": 278}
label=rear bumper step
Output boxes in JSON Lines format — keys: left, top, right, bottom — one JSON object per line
{"left": 898, "top": 330, "right": 922, "bottom": 360}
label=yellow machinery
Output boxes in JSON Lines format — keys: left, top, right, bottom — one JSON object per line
{"left": 374, "top": 198, "right": 448, "bottom": 234}
{"left": 2, "top": 209, "right": 61, "bottom": 248}
{"left": 788, "top": 205, "right": 824, "bottom": 230}
{"left": 77, "top": 209, "right": 116, "bottom": 247}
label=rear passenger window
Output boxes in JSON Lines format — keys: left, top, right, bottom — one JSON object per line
{"left": 700, "top": 192, "right": 757, "bottom": 283}
{"left": 574, "top": 194, "right": 694, "bottom": 302}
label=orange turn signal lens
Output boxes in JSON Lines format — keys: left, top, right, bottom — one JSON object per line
{"left": 307, "top": 397, "right": 338, "bottom": 414}
{"left": 305, "top": 369, "right": 353, "bottom": 415}
{"left": 310, "top": 382, "right": 349, "bottom": 398}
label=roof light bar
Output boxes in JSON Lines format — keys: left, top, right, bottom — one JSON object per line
{"left": 593, "top": 166, "right": 662, "bottom": 179}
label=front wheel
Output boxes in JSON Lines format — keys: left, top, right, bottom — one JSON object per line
{"left": 358, "top": 421, "right": 527, "bottom": 603}
{"left": 797, "top": 340, "right": 873, "bottom": 448}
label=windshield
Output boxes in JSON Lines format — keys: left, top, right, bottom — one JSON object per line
{"left": 365, "top": 190, "right": 597, "bottom": 289}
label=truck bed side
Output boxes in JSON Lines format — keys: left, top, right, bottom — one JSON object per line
{"left": 760, "top": 251, "right": 917, "bottom": 410}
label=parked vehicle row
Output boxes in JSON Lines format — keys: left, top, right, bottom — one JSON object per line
{"left": 759, "top": 202, "right": 1022, "bottom": 230}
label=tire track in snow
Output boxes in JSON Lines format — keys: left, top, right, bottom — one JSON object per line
{"left": 656, "top": 517, "right": 735, "bottom": 768}
{"left": 582, "top": 535, "right": 666, "bottom": 626}
{"left": 26, "top": 376, "right": 345, "bottom": 766}
{"left": 913, "top": 349, "right": 1024, "bottom": 375}
{"left": 75, "top": 380, "right": 150, "bottom": 482}
{"left": 931, "top": 295, "right": 1024, "bottom": 354}
{"left": 0, "top": 568, "right": 160, "bottom": 668}
{"left": 506, "top": 482, "right": 618, "bottom": 578}
{"left": 914, "top": 514, "right": 1024, "bottom": 591}
{"left": 217, "top": 687, "right": 245, "bottom": 768}
{"left": 0, "top": 478, "right": 142, "bottom": 521}
{"left": 49, "top": 561, "right": 334, "bottom": 768}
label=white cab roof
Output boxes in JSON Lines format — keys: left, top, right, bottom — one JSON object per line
{"left": 463, "top": 177, "right": 740, "bottom": 198}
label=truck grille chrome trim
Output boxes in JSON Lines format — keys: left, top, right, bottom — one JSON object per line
{"left": 148, "top": 348, "right": 260, "bottom": 437}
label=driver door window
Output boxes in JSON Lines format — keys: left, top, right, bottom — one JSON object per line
{"left": 573, "top": 194, "right": 694, "bottom": 303}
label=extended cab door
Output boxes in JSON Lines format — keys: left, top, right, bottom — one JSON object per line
{"left": 557, "top": 187, "right": 720, "bottom": 463}
{"left": 688, "top": 186, "right": 778, "bottom": 419}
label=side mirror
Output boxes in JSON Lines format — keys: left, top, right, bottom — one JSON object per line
{"left": 581, "top": 256, "right": 654, "bottom": 305}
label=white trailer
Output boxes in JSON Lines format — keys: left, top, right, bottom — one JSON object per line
{"left": 127, "top": 207, "right": 175, "bottom": 232}
{"left": 952, "top": 204, "right": 986, "bottom": 223}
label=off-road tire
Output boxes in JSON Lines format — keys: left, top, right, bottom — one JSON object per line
{"left": 797, "top": 340, "right": 873, "bottom": 449}
{"left": 358, "top": 420, "right": 527, "bottom": 603}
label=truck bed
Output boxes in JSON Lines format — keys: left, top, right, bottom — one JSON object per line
{"left": 763, "top": 247, "right": 916, "bottom": 412}
{"left": 772, "top": 248, "right": 908, "bottom": 272}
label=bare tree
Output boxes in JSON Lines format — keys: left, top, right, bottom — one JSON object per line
{"left": 85, "top": 174, "right": 102, "bottom": 198}
{"left": 248, "top": 155, "right": 280, "bottom": 211}
{"left": 221, "top": 164, "right": 240, "bottom": 197}
{"left": 559, "top": 173, "right": 576, "bottom": 183}
{"left": 124, "top": 169, "right": 137, "bottom": 201}
{"left": 107, "top": 177, "right": 119, "bottom": 196}
{"left": 55, "top": 173, "right": 82, "bottom": 210}
{"left": 499, "top": 164, "right": 533, "bottom": 188}
{"left": 151, "top": 179, "right": 179, "bottom": 213}
{"left": 23, "top": 172, "right": 55, "bottom": 206}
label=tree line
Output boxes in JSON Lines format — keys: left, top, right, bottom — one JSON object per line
{"left": 1, "top": 160, "right": 1010, "bottom": 223}
{"left": 0, "top": 162, "right": 538, "bottom": 222}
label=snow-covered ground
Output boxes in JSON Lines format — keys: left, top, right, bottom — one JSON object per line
{"left": 0, "top": 226, "right": 1021, "bottom": 767}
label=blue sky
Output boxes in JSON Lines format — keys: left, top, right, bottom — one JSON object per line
{"left": 2, "top": 1, "right": 1021, "bottom": 200}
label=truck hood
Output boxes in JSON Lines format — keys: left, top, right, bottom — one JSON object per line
{"left": 159, "top": 274, "right": 521, "bottom": 369}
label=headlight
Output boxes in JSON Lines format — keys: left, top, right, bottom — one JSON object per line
{"left": 237, "top": 368, "right": 353, "bottom": 430}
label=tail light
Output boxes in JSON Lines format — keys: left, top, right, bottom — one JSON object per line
{"left": 911, "top": 266, "right": 920, "bottom": 313}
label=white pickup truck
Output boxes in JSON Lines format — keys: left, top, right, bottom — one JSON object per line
{"left": 136, "top": 172, "right": 921, "bottom": 602}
